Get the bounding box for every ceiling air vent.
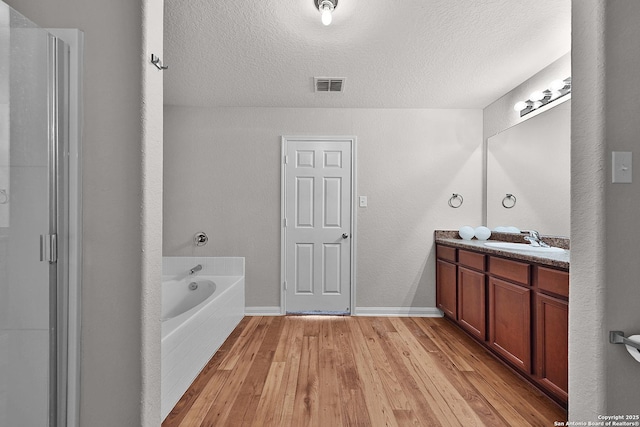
[314,77,345,93]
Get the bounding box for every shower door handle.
[40,234,57,263]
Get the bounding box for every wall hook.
[151,54,168,70]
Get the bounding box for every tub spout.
[189,264,203,275]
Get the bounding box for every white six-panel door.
[282,137,354,314]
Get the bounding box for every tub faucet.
[189,264,203,275]
[524,230,550,247]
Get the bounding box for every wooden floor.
[162,316,566,427]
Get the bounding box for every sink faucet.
[189,264,203,275]
[524,230,550,248]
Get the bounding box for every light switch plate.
[612,151,632,183]
[359,196,368,208]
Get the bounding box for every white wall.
[571,0,640,420]
[164,107,483,312]
[4,0,163,425]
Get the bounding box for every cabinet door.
[489,277,531,373]
[458,267,486,340]
[536,293,568,401]
[436,259,457,319]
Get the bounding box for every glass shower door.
[0,3,67,426]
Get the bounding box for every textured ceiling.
[164,0,571,109]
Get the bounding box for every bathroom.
[2,0,640,426]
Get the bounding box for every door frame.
[280,136,357,315]
[49,28,83,427]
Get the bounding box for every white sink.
[484,242,565,253]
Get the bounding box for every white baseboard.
[245,306,282,316]
[354,307,444,317]
[244,306,444,317]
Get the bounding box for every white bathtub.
[161,257,245,421]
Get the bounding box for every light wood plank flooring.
[162,316,567,427]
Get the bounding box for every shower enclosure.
[0,3,80,426]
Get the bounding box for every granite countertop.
[435,230,570,270]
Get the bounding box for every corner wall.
[141,0,163,424]
[163,107,483,313]
[570,0,607,419]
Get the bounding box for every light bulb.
[533,101,543,109]
[321,6,332,25]
[550,79,565,91]
[550,90,562,100]
[318,1,334,26]
[514,101,528,112]
[530,91,545,102]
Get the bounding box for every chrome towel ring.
[448,193,463,208]
[502,193,517,209]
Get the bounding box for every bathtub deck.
[162,316,567,427]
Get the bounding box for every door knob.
[342,233,349,239]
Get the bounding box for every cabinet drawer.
[436,245,457,262]
[458,250,485,271]
[537,267,569,298]
[489,257,530,285]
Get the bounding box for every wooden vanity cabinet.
[534,267,569,402]
[435,243,569,406]
[457,251,486,340]
[436,246,457,319]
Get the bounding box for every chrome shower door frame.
[48,34,70,427]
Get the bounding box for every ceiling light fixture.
[315,0,338,26]
[513,77,571,117]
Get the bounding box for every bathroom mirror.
[486,100,570,236]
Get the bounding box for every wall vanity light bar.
[513,77,571,117]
